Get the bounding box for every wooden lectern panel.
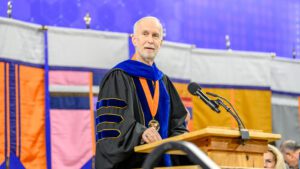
[208,151,263,167]
[134,127,281,168]
[194,136,268,167]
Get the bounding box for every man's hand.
[142,127,162,143]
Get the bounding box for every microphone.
[187,82,220,113]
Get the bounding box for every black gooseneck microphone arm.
[207,92,250,141]
[207,92,246,129]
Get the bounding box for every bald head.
[131,16,163,65]
[133,16,163,37]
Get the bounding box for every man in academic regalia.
[95,16,188,169]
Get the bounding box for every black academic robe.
[95,69,188,169]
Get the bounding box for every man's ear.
[131,34,137,46]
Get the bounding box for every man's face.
[282,151,298,168]
[263,151,276,168]
[132,19,162,64]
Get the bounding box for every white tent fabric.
[272,94,299,107]
[155,41,193,80]
[47,26,129,68]
[0,18,44,64]
[190,48,274,86]
[271,57,300,94]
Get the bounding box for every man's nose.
[146,36,154,43]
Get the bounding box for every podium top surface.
[135,127,281,153]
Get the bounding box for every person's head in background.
[280,140,300,169]
[131,16,163,66]
[264,144,287,169]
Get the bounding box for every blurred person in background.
[280,140,300,169]
[264,144,287,169]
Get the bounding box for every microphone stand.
[208,92,250,142]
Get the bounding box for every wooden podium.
[134,127,281,168]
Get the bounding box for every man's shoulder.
[104,68,131,78]
[100,68,132,86]
[161,74,170,84]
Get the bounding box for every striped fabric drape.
[0,17,46,169]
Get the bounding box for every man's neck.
[135,54,154,66]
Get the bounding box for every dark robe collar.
[114,60,164,81]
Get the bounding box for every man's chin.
[141,54,156,60]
